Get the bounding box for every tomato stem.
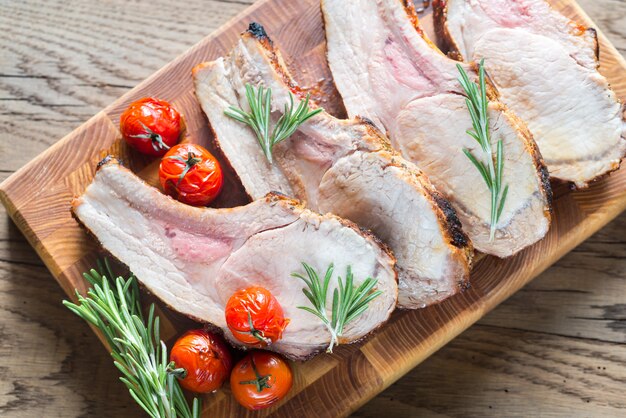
[167,152,203,186]
[239,356,272,393]
[245,310,271,345]
[129,121,171,152]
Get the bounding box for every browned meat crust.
[243,21,473,265]
[432,0,464,60]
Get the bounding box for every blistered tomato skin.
[120,97,182,156]
[230,351,293,410]
[225,287,290,346]
[159,143,223,206]
[170,329,233,393]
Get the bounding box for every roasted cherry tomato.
[169,329,232,393]
[225,287,290,346]
[120,97,182,156]
[159,143,223,206]
[230,351,293,410]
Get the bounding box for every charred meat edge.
[217,22,473,257]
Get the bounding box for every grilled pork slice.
[322,0,552,257]
[434,0,626,187]
[72,158,397,360]
[193,24,472,308]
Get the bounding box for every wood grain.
[0,0,625,417]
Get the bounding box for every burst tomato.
[169,329,232,393]
[159,143,223,206]
[230,351,293,410]
[225,287,290,346]
[120,97,182,156]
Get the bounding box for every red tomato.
[169,329,232,393]
[120,97,182,156]
[159,143,223,206]
[230,351,293,410]
[225,287,290,346]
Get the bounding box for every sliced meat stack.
[72,158,398,360]
[193,23,472,308]
[433,0,626,187]
[322,0,552,257]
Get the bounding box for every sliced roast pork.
[433,0,626,187]
[322,0,552,257]
[72,158,397,360]
[193,23,472,308]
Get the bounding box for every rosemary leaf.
[345,304,370,325]
[457,59,509,242]
[331,288,339,331]
[497,185,510,220]
[463,149,491,188]
[496,139,504,188]
[302,288,318,309]
[297,305,328,323]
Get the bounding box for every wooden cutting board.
[0,0,625,416]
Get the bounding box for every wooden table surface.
[1,0,625,416]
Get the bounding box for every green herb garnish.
[292,263,382,352]
[224,83,322,163]
[457,59,509,241]
[63,260,200,418]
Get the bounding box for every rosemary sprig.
[457,59,509,241]
[63,260,200,418]
[292,263,382,352]
[224,83,322,163]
